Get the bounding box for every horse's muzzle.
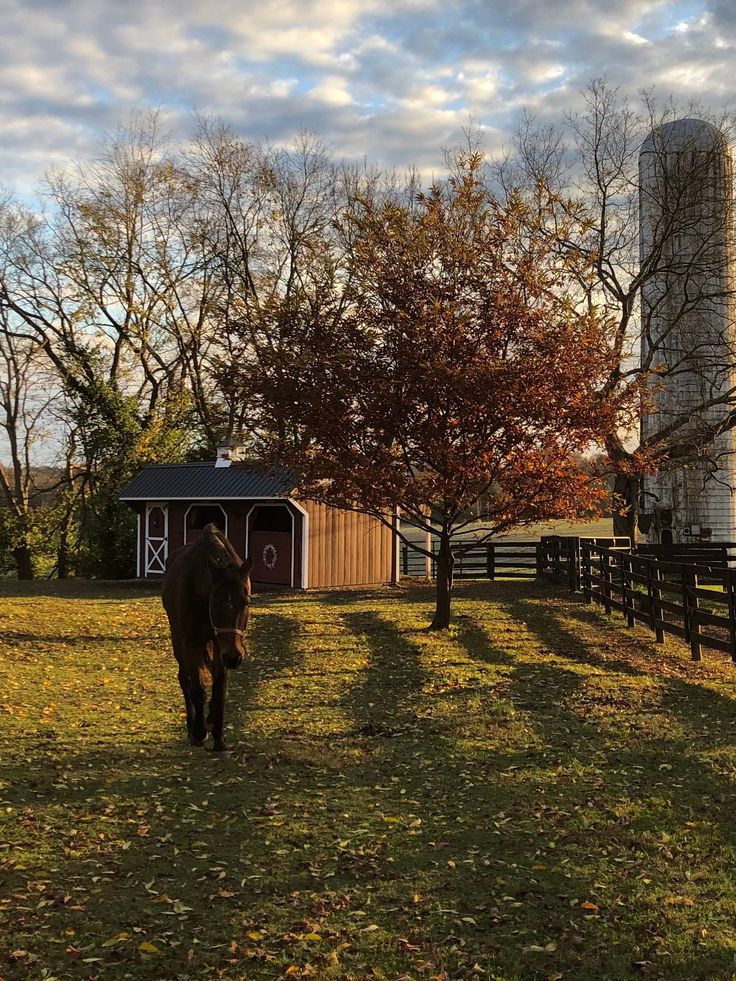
[224,651,244,670]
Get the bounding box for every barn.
[119,440,398,589]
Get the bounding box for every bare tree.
[186,121,388,444]
[0,117,221,572]
[0,311,61,578]
[0,114,223,444]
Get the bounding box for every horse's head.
[208,557,253,669]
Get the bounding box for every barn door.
[249,505,293,586]
[250,531,292,584]
[145,503,168,575]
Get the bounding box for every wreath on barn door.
[262,543,278,570]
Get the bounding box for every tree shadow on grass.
[1,630,163,645]
[504,593,736,743]
[0,579,161,600]
[321,609,683,978]
[443,603,736,978]
[338,610,429,739]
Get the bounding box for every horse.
[162,523,253,753]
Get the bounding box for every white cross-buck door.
[145,503,168,575]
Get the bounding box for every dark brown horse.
[162,524,252,752]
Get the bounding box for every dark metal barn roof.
[119,462,295,502]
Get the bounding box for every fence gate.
[145,503,168,575]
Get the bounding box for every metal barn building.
[119,442,398,589]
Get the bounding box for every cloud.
[0,0,733,198]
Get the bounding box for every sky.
[0,0,734,195]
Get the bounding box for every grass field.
[402,517,615,545]
[2,577,736,980]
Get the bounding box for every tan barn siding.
[303,501,394,588]
[334,512,343,586]
[349,511,358,585]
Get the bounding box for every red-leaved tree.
[256,151,634,627]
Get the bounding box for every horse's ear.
[240,557,253,580]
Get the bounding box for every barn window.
[251,505,292,533]
[185,504,227,543]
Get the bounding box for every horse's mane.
[189,524,245,597]
[203,523,241,565]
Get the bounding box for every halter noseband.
[208,595,248,639]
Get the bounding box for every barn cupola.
[215,438,248,468]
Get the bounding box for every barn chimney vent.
[215,438,248,468]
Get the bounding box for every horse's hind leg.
[177,665,195,741]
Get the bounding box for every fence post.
[621,553,634,628]
[487,543,495,582]
[539,538,548,575]
[648,560,665,644]
[687,567,701,662]
[728,569,736,662]
[619,551,627,622]
[681,564,690,645]
[602,549,612,615]
[582,543,593,604]
[536,543,543,580]
[568,537,580,592]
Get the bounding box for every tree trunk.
[606,435,640,546]
[611,473,639,545]
[13,542,34,580]
[430,535,454,630]
[57,516,71,579]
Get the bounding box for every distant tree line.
[2,81,735,605]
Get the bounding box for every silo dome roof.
[641,117,724,154]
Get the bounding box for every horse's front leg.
[186,652,208,747]
[209,664,229,753]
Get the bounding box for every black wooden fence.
[400,539,542,580]
[540,535,631,591]
[637,542,736,571]
[580,541,736,661]
[401,535,633,584]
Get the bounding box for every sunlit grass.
[2,578,736,979]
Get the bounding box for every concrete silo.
[639,118,736,544]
